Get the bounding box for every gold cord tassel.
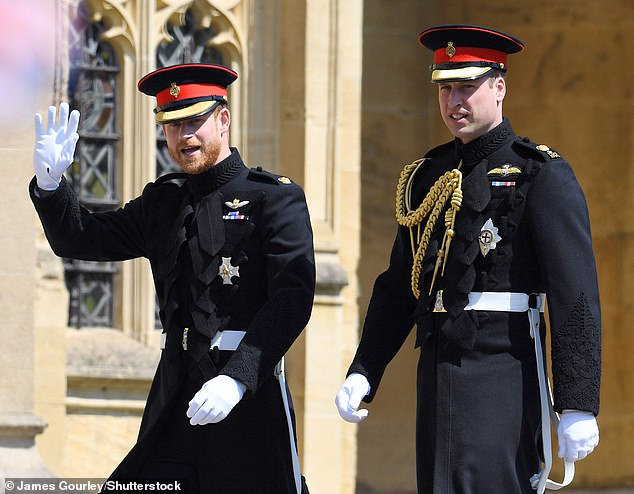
[395,160,463,299]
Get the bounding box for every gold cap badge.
[446,41,456,58]
[278,177,291,184]
[169,82,180,98]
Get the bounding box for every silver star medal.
[218,257,240,285]
[478,218,502,256]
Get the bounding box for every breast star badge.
[218,257,240,285]
[478,218,502,256]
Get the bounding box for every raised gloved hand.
[335,373,371,423]
[33,103,80,191]
[557,409,599,462]
[187,374,246,425]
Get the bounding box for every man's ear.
[495,76,506,102]
[218,106,231,134]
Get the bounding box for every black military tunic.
[349,118,601,493]
[30,149,315,493]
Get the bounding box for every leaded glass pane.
[64,261,117,328]
[66,0,120,328]
[155,125,177,178]
[157,9,224,69]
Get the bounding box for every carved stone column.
[277,1,364,493]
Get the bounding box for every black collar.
[455,117,515,166]
[186,148,245,198]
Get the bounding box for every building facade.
[0,0,632,492]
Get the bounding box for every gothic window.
[65,0,120,328]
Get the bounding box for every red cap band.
[433,46,507,66]
[155,83,228,108]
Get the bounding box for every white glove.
[557,409,599,462]
[335,373,371,423]
[186,375,246,425]
[33,103,80,191]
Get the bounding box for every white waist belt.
[464,291,545,312]
[159,329,246,351]
[209,329,246,351]
[463,291,574,493]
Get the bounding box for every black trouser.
[136,381,201,493]
[107,343,299,493]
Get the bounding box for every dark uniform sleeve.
[220,181,316,393]
[348,223,418,402]
[527,160,601,415]
[29,176,147,261]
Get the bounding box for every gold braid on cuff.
[395,159,463,299]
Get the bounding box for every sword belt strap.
[275,358,303,494]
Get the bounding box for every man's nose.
[448,88,463,107]
[177,122,196,136]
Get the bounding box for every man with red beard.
[336,25,601,494]
[30,64,314,493]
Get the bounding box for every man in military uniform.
[336,25,601,494]
[31,64,314,493]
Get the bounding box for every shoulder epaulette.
[513,136,564,162]
[154,172,188,184]
[248,166,294,185]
